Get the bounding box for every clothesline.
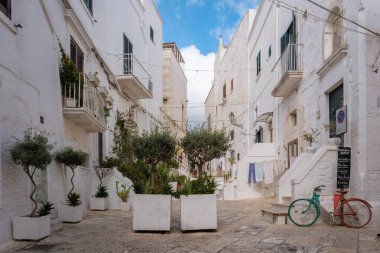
[248,159,288,184]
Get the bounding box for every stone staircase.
[261,197,291,224]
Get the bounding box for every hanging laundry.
[264,160,274,184]
[248,163,256,183]
[255,162,264,182]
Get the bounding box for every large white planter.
[327,137,341,146]
[133,194,171,231]
[180,194,217,231]
[58,205,84,223]
[120,201,131,211]
[90,197,109,211]
[13,215,51,240]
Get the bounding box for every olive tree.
[181,128,230,176]
[10,130,53,217]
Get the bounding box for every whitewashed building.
[0,0,164,245]
[207,0,380,226]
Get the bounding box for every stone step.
[271,201,290,213]
[51,217,63,232]
[261,209,288,225]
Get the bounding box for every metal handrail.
[62,73,107,126]
[122,53,152,91]
[280,43,303,76]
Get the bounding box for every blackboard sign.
[337,147,351,189]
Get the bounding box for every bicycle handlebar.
[313,185,325,193]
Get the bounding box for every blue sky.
[156,0,259,54]
[155,0,259,124]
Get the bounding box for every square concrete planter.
[90,197,109,211]
[133,194,171,231]
[13,215,51,240]
[58,205,84,223]
[180,194,217,231]
[120,201,131,211]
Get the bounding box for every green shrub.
[67,192,81,207]
[94,185,108,198]
[37,201,55,217]
[116,181,131,202]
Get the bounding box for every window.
[148,80,153,93]
[163,98,168,104]
[223,83,226,98]
[123,34,133,74]
[98,133,103,163]
[83,0,93,15]
[268,45,272,58]
[150,26,154,43]
[280,15,296,54]
[70,37,84,72]
[290,110,297,127]
[323,7,343,60]
[0,0,11,19]
[255,127,263,143]
[256,50,261,76]
[230,79,234,92]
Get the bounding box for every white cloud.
[180,45,215,127]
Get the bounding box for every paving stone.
[261,237,286,244]
[319,237,335,247]
[286,235,321,247]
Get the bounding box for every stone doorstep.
[261,209,288,225]
[271,201,291,213]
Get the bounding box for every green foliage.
[303,128,320,147]
[181,128,230,176]
[37,201,55,217]
[59,43,80,91]
[116,181,131,202]
[112,111,136,165]
[100,156,119,168]
[10,129,53,217]
[94,185,109,198]
[67,192,81,207]
[169,174,187,185]
[55,147,87,169]
[119,161,150,194]
[190,173,217,194]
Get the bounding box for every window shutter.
[0,0,11,19]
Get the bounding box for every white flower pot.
[90,197,109,211]
[305,147,317,153]
[327,137,341,146]
[180,194,217,231]
[13,215,51,240]
[133,194,171,231]
[58,204,84,223]
[120,201,131,211]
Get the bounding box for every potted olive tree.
[131,129,176,232]
[180,128,230,231]
[90,157,117,211]
[10,129,54,240]
[55,147,87,223]
[303,128,320,153]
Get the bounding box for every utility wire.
[303,0,380,37]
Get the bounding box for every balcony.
[271,44,303,97]
[115,53,153,99]
[62,74,107,132]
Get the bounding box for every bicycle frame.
[301,191,320,214]
[333,193,372,219]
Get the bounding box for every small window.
[163,98,168,104]
[290,110,297,126]
[223,83,226,98]
[150,26,154,43]
[256,50,261,76]
[230,130,234,141]
[255,127,263,143]
[0,0,11,19]
[83,0,93,15]
[230,79,234,92]
[268,45,272,58]
[148,80,153,93]
[70,37,84,72]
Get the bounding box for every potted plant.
[116,181,132,211]
[180,128,230,231]
[302,128,320,153]
[55,147,87,223]
[10,129,54,240]
[323,121,341,146]
[59,43,81,107]
[90,157,116,210]
[130,129,177,232]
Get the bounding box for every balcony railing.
[115,53,153,99]
[272,44,303,97]
[62,73,107,132]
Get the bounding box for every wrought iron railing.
[62,73,107,126]
[122,53,152,93]
[280,44,303,77]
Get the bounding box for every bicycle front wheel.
[341,199,372,228]
[288,199,320,227]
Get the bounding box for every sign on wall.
[336,105,347,135]
[337,147,351,189]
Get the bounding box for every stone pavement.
[0,199,379,253]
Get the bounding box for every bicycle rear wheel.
[341,199,372,228]
[288,199,320,226]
